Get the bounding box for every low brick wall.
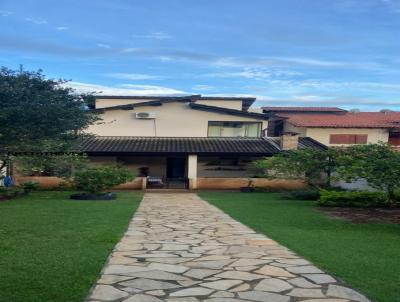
[14,176,145,190]
[15,176,65,188]
[196,177,306,190]
[14,176,305,191]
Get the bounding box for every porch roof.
[79,136,326,155]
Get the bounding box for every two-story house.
[264,107,400,147]
[80,95,325,190]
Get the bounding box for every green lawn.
[0,191,142,302]
[200,192,400,302]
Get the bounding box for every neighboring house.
[264,107,400,147]
[79,95,324,190]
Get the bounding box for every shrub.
[280,189,320,200]
[21,181,39,193]
[318,190,388,208]
[73,166,135,194]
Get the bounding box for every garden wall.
[196,178,306,190]
[14,176,305,190]
[14,176,145,190]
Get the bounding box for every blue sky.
[1,0,400,110]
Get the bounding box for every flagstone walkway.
[87,193,370,302]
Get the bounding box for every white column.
[187,154,198,189]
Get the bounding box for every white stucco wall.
[87,102,267,137]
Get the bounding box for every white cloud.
[132,31,172,40]
[56,26,69,30]
[24,17,47,25]
[0,10,12,17]
[96,43,111,49]
[65,81,186,96]
[105,73,163,80]
[192,84,215,91]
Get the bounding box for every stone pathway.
[87,193,371,302]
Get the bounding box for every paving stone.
[186,260,234,269]
[254,278,293,292]
[229,258,270,267]
[288,288,325,298]
[304,273,336,284]
[287,277,321,288]
[97,274,133,284]
[123,294,163,302]
[254,264,295,277]
[148,263,189,273]
[230,283,250,292]
[201,279,243,290]
[238,290,290,302]
[286,265,324,274]
[214,271,264,281]
[166,298,199,302]
[327,285,371,302]
[127,270,189,281]
[90,285,129,301]
[146,290,165,296]
[170,287,214,297]
[119,278,180,290]
[210,291,235,298]
[103,265,153,275]
[184,269,220,279]
[205,299,249,302]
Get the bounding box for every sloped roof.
[79,136,327,155]
[95,95,256,111]
[262,106,346,113]
[278,112,400,128]
[189,103,270,120]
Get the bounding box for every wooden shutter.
[330,134,368,144]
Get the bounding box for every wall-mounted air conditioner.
[134,112,156,119]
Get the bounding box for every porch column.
[187,154,198,189]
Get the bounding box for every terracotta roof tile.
[280,112,400,128]
[262,106,346,113]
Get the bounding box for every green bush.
[73,166,135,194]
[21,181,39,193]
[280,189,321,200]
[318,190,388,207]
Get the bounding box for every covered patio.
[80,136,326,190]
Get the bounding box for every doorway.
[166,157,186,179]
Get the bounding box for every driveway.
[87,193,370,302]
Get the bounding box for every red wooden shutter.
[355,135,368,144]
[330,134,367,144]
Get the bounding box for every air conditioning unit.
[135,112,156,119]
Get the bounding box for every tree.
[336,143,400,205]
[0,66,99,175]
[254,148,336,187]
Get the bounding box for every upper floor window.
[329,134,368,144]
[208,121,261,137]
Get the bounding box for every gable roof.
[95,95,256,111]
[279,112,400,128]
[189,103,271,120]
[79,136,326,155]
[262,106,346,113]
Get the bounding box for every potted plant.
[70,166,135,200]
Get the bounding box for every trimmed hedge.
[318,190,388,208]
[280,189,321,200]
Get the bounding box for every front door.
[166,157,186,179]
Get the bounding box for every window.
[329,134,368,144]
[208,122,261,137]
